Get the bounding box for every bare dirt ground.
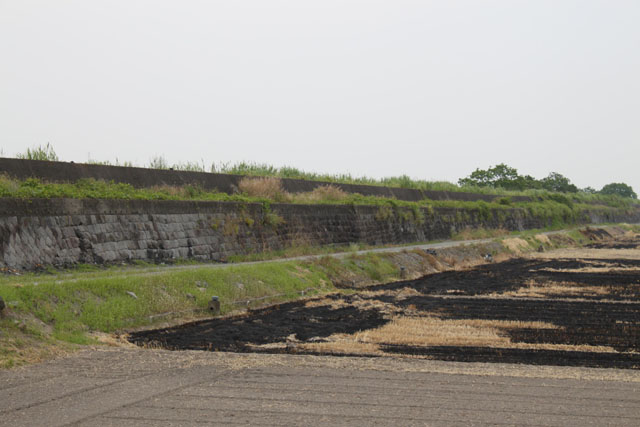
[1,347,640,426]
[130,229,640,370]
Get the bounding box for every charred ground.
[130,232,640,369]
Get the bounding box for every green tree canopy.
[458,164,611,195]
[540,172,578,193]
[600,183,637,199]
[458,163,530,190]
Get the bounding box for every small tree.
[600,183,637,199]
[458,163,521,189]
[540,172,578,193]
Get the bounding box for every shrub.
[496,197,512,206]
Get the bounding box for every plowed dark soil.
[130,239,640,369]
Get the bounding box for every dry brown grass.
[528,247,640,260]
[502,238,530,253]
[295,185,349,203]
[394,287,424,300]
[494,281,613,299]
[540,265,640,273]
[422,252,442,269]
[455,227,510,240]
[347,295,399,315]
[353,316,558,348]
[0,329,72,369]
[356,316,511,347]
[534,234,551,245]
[238,177,291,202]
[304,297,349,309]
[293,315,617,355]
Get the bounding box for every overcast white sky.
[1,1,638,190]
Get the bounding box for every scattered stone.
[400,266,407,279]
[537,245,545,253]
[235,283,245,290]
[196,281,209,289]
[126,291,138,299]
[484,253,494,262]
[426,249,437,256]
[0,296,5,313]
[186,293,196,300]
[208,296,221,315]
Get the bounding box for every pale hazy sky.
[1,1,638,190]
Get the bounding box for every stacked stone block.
[0,198,637,270]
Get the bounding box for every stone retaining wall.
[1,198,638,270]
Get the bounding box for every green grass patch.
[0,261,333,334]
[0,246,419,368]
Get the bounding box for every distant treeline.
[458,163,637,199]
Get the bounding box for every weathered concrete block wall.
[1,198,638,270]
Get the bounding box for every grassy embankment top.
[7,143,637,198]
[0,173,635,208]
[0,174,637,232]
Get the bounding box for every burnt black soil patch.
[586,242,639,249]
[380,345,640,369]
[129,300,388,352]
[129,253,640,369]
[370,258,640,300]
